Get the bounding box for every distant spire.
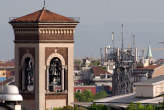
[146,45,153,59]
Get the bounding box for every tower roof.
[10,8,78,23]
[146,45,153,59]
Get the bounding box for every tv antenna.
[112,32,115,49]
[133,34,136,49]
[121,24,124,50]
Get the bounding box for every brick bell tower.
[9,7,79,110]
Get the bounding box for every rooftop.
[9,8,79,23]
[0,61,14,68]
[135,75,164,86]
[94,93,163,108]
[92,66,111,76]
[137,65,159,70]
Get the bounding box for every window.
[49,57,62,92]
[100,74,106,79]
[107,75,111,78]
[76,89,81,93]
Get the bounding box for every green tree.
[62,106,74,110]
[88,104,108,110]
[127,103,137,110]
[136,103,145,110]
[83,90,94,102]
[53,107,63,110]
[126,103,155,110]
[74,106,87,110]
[90,61,100,66]
[145,104,154,110]
[94,91,108,100]
[75,90,109,102]
[80,93,87,102]
[74,90,94,102]
[75,92,82,102]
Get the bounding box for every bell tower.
[9,7,79,110]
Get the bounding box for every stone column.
[46,66,49,92]
[62,66,65,91]
[22,67,25,91]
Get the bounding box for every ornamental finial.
[43,0,46,8]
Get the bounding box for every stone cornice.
[14,40,74,43]
[14,28,74,35]
[10,22,78,28]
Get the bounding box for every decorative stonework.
[46,53,65,66]
[45,47,68,65]
[11,23,77,28]
[14,28,74,35]
[39,28,74,35]
[14,28,38,34]
[14,28,74,41]
[19,48,35,65]
[39,34,73,41]
[45,93,67,99]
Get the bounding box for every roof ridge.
[10,8,79,23]
[38,8,46,22]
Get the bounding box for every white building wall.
[153,82,164,97]
[46,99,66,109]
[136,82,164,98]
[135,85,153,98]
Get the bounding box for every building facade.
[74,86,96,95]
[133,65,164,82]
[0,61,15,82]
[9,7,79,110]
[92,66,112,87]
[135,75,164,98]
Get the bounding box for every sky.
[1,0,164,60]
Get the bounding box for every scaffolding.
[107,24,137,95]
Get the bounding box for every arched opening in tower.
[49,57,62,92]
[23,57,34,92]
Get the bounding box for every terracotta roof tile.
[137,65,160,70]
[0,61,15,67]
[10,8,78,23]
[92,66,111,76]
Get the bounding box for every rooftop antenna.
[130,32,133,49]
[100,48,103,65]
[133,34,136,49]
[121,24,124,50]
[112,32,115,49]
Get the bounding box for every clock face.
[27,85,34,92]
